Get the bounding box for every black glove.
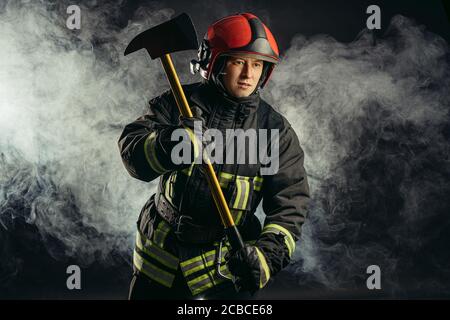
[226,244,271,293]
[156,106,208,170]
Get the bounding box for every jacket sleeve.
[256,122,311,278]
[118,93,178,182]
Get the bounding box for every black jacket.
[118,82,310,287]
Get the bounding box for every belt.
[155,191,225,245]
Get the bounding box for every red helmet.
[190,13,280,89]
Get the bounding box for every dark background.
[119,0,450,52]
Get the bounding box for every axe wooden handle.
[159,54,245,250]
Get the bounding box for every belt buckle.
[174,215,193,235]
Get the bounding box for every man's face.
[222,55,264,98]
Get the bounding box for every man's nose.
[241,63,253,79]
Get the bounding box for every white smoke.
[262,15,450,295]
[0,0,180,266]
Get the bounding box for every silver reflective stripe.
[182,241,253,295]
[188,266,231,296]
[233,178,250,210]
[135,232,178,270]
[133,250,175,288]
[189,274,216,296]
[180,250,214,275]
[180,247,229,277]
[240,178,250,209]
[153,220,171,248]
[181,254,214,277]
[181,258,206,277]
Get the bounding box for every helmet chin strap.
[209,56,231,97]
[256,61,271,90]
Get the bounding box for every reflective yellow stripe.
[189,273,221,296]
[185,128,200,160]
[261,224,296,257]
[163,176,171,205]
[182,253,213,277]
[153,220,171,248]
[241,179,250,209]
[231,209,243,225]
[180,170,264,192]
[162,172,177,206]
[254,176,263,191]
[232,178,250,211]
[188,265,231,296]
[181,240,256,295]
[233,178,242,208]
[182,259,207,277]
[182,249,229,277]
[181,251,214,277]
[255,247,270,289]
[220,172,234,181]
[144,132,167,174]
[180,252,209,269]
[180,247,220,270]
[133,250,175,288]
[135,232,178,270]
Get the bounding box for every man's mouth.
[237,82,252,88]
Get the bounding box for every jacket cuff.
[261,223,296,258]
[256,230,293,276]
[143,132,171,175]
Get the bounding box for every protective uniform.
[118,13,310,299]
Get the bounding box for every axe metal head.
[124,13,199,59]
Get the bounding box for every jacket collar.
[190,82,260,118]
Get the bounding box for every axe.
[124,14,245,258]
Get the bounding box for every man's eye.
[234,60,244,65]
[254,63,262,68]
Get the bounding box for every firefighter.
[118,12,310,299]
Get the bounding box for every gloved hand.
[156,106,209,169]
[225,244,271,293]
